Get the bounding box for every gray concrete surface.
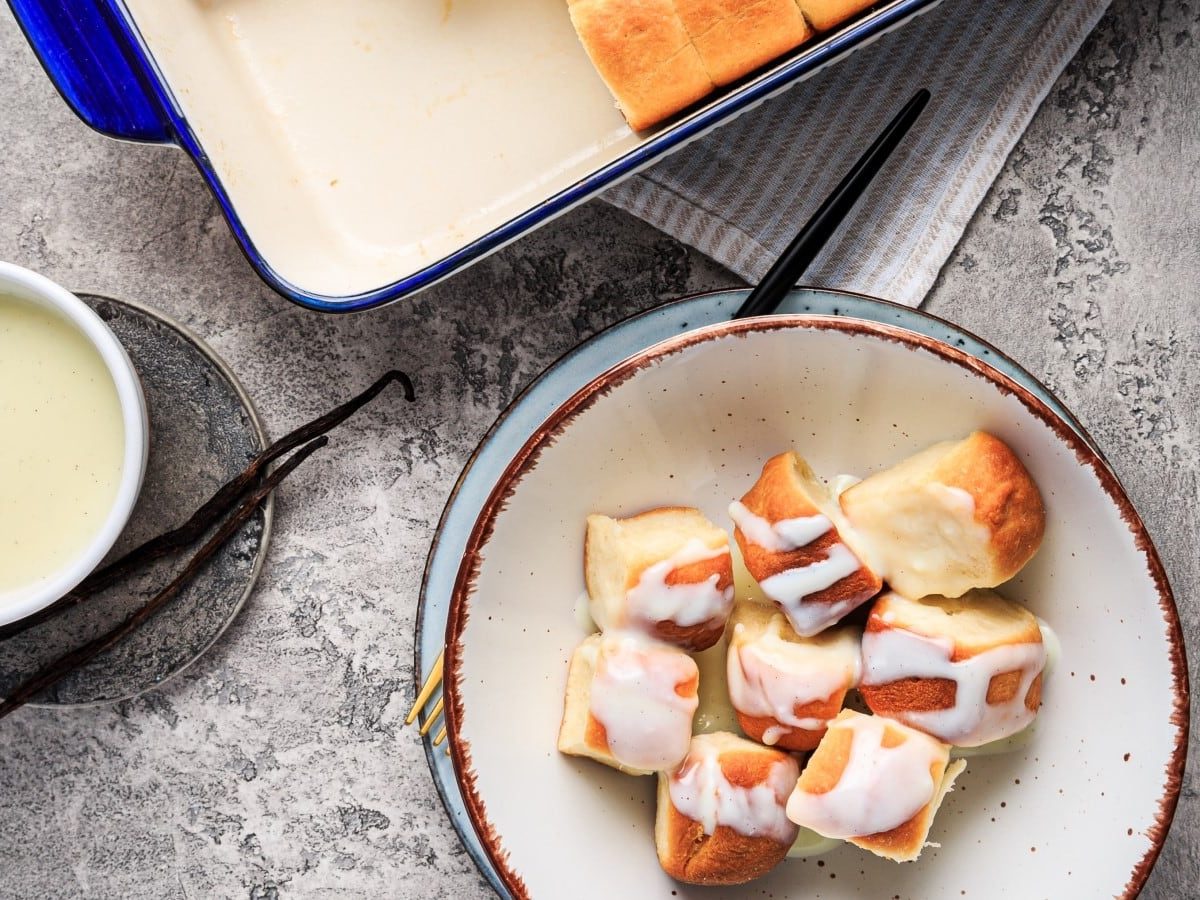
[0,0,1195,896]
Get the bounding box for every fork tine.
[405,650,444,726]
[432,724,448,746]
[418,696,444,736]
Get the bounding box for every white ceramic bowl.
[444,315,1188,899]
[0,262,149,627]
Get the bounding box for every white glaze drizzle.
[785,715,944,839]
[905,482,992,582]
[728,501,833,553]
[589,634,698,771]
[626,538,733,628]
[840,479,993,598]
[669,736,799,844]
[761,725,793,746]
[759,544,866,637]
[726,621,860,744]
[949,622,1058,758]
[830,474,862,499]
[927,482,977,516]
[860,626,1046,747]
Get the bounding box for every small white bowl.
[0,262,149,627]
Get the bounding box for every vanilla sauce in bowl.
[0,293,125,595]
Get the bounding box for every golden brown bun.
[839,431,1046,599]
[675,0,812,86]
[859,591,1044,736]
[795,0,877,31]
[857,755,965,862]
[867,590,1043,659]
[790,710,964,861]
[557,634,699,775]
[586,507,733,651]
[655,732,798,884]
[568,0,714,131]
[732,451,882,634]
[726,601,856,750]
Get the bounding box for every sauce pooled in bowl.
[0,294,125,594]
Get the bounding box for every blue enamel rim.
[10,0,941,313]
[414,288,1102,898]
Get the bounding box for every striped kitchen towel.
[604,0,1112,307]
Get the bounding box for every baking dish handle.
[8,0,173,143]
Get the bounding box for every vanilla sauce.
[0,295,124,594]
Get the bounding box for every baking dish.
[10,0,942,312]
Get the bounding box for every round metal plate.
[0,293,272,706]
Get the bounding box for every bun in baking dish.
[726,600,859,750]
[656,731,800,884]
[558,633,700,775]
[730,451,882,637]
[786,709,965,862]
[567,0,714,131]
[586,507,734,651]
[795,0,877,32]
[839,431,1046,600]
[675,0,813,86]
[859,590,1046,746]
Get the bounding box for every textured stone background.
[0,0,1195,897]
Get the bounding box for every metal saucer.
[0,293,272,706]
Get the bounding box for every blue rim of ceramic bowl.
[9,0,942,313]
[413,287,1109,898]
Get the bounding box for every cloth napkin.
[604,0,1112,307]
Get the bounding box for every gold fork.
[406,649,450,754]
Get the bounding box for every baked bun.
[726,601,859,750]
[859,590,1046,746]
[567,0,714,131]
[675,0,813,86]
[558,633,699,775]
[786,710,966,862]
[730,451,882,636]
[656,732,799,884]
[586,507,734,651]
[795,0,877,31]
[839,431,1046,600]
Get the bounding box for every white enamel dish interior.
[446,316,1185,899]
[119,0,932,300]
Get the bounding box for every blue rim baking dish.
[9,0,942,313]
